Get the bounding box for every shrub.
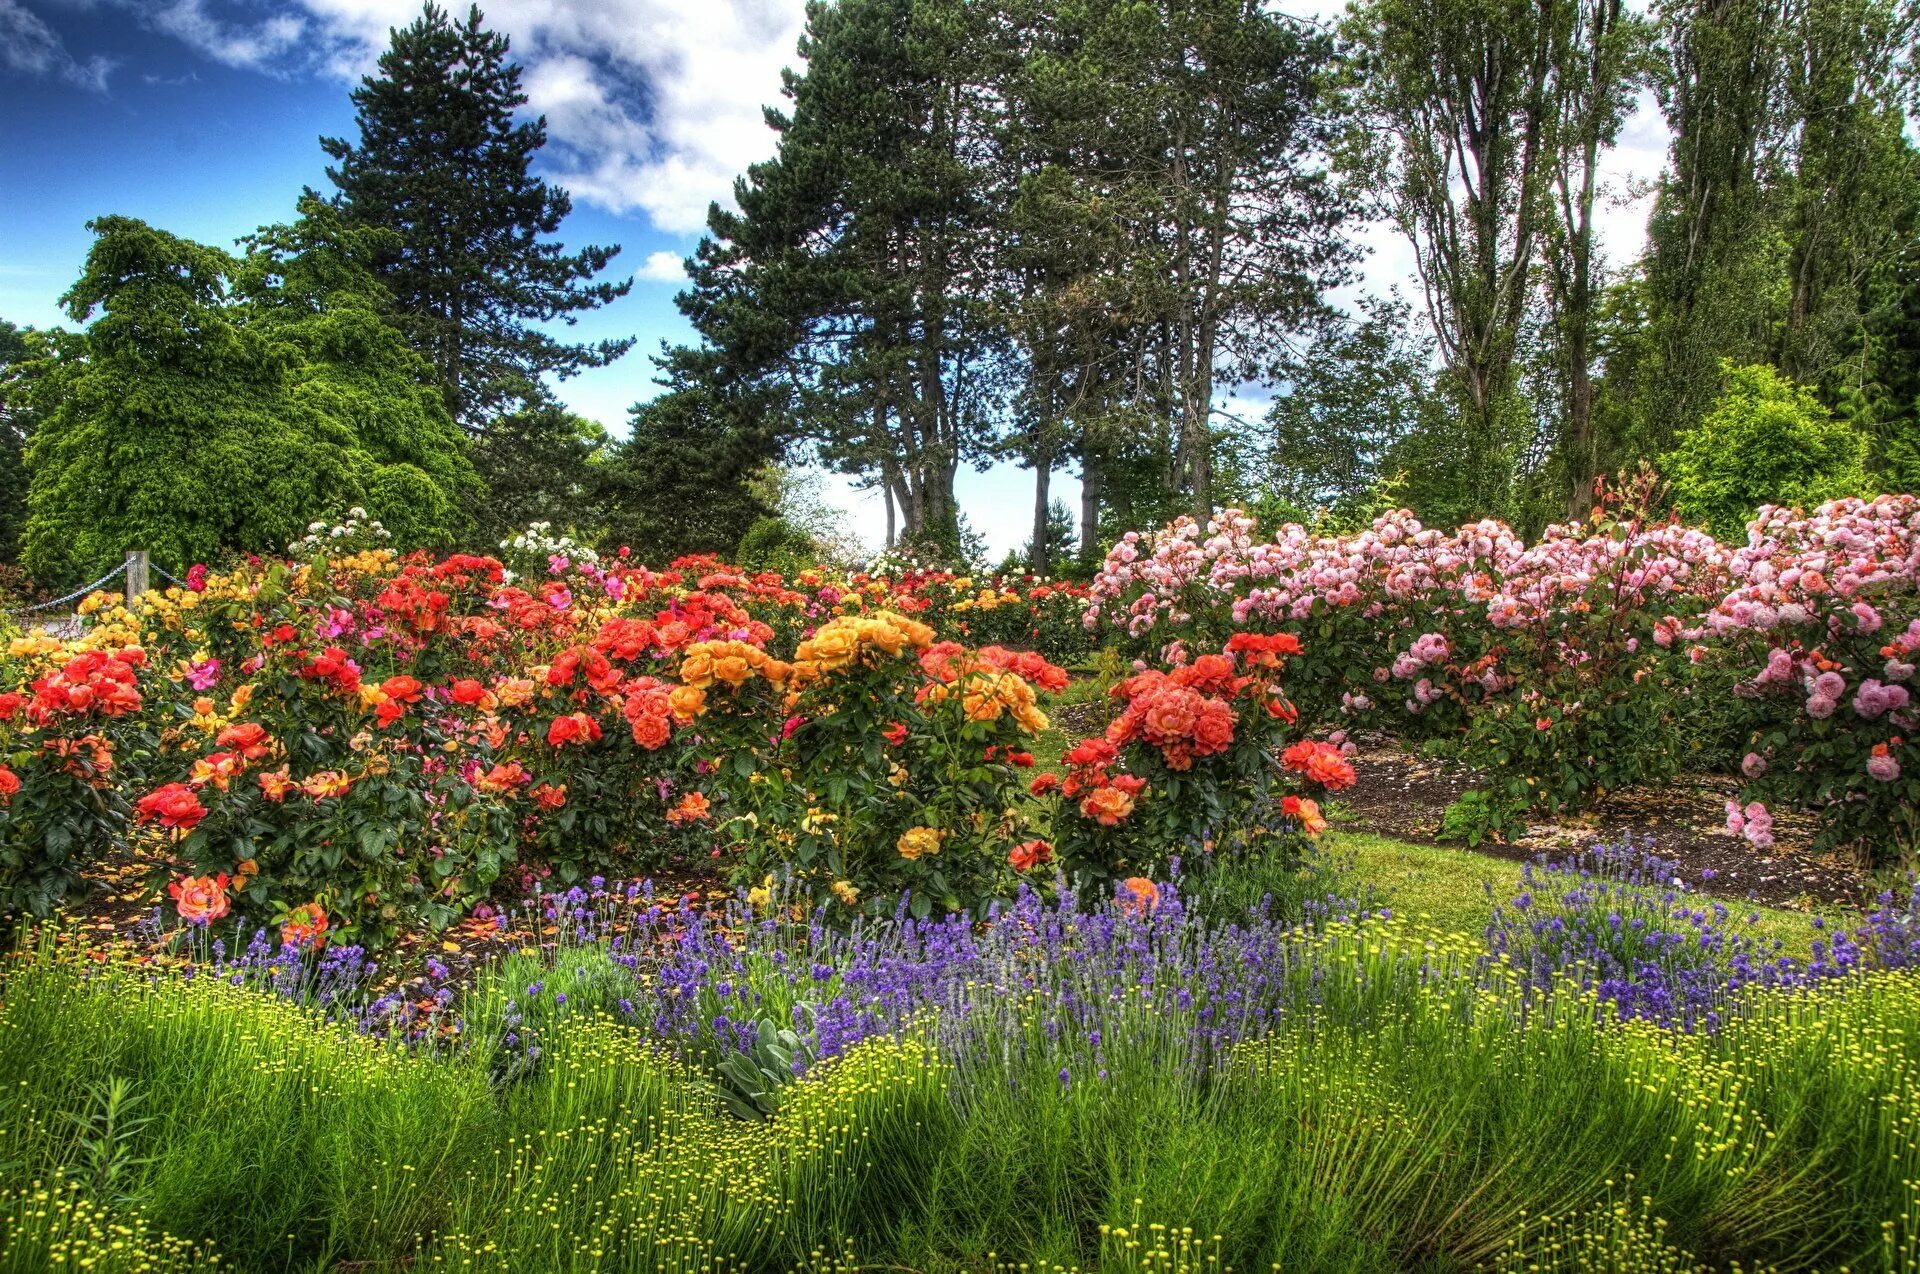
[1085,475,1728,819]
[1033,632,1342,891]
[1663,362,1870,542]
[683,613,1060,918]
[1702,494,1920,862]
[0,640,152,918]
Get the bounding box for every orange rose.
[215,721,272,759]
[281,902,328,949]
[666,791,712,825]
[257,766,294,802]
[679,648,717,688]
[1281,794,1328,834]
[300,771,351,799]
[1304,750,1356,791]
[1143,693,1199,740]
[1008,839,1053,872]
[667,684,707,723]
[1079,785,1135,826]
[547,712,603,747]
[1120,877,1160,915]
[630,712,671,750]
[135,783,206,831]
[896,826,944,860]
[1190,705,1235,753]
[169,873,230,926]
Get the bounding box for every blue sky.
[2,0,1667,558]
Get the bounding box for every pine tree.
[0,321,34,568]
[320,3,632,431]
[596,348,778,560]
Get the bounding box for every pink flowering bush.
[1087,474,1732,827]
[1703,494,1920,862]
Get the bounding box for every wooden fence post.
[125,550,149,608]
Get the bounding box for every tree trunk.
[1079,458,1103,570]
[1564,356,1595,521]
[1030,457,1052,576]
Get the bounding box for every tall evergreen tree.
[321,3,633,432]
[686,0,1008,560]
[0,320,34,569]
[596,347,779,560]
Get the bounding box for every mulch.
[1336,739,1869,911]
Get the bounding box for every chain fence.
[1,561,130,618]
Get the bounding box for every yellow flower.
[831,880,860,906]
[896,825,944,860]
[797,623,860,670]
[747,875,774,912]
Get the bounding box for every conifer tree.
[321,3,632,431]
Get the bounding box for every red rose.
[135,783,206,832]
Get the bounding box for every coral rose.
[169,872,230,926]
[135,783,206,832]
[281,902,328,949]
[667,791,712,824]
[1008,839,1053,872]
[1079,785,1136,826]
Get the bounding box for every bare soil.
[1336,739,1868,911]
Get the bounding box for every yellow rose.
[668,684,707,723]
[800,624,859,670]
[680,648,717,688]
[896,825,944,860]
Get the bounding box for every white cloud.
[636,249,687,283]
[143,0,307,70]
[1,0,115,91]
[166,0,811,231]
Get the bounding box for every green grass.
[1330,829,1838,957]
[5,923,1920,1272]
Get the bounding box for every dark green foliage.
[0,321,33,569]
[1664,362,1870,539]
[18,212,478,584]
[1244,297,1435,524]
[467,403,612,547]
[321,2,632,431]
[597,355,777,560]
[735,516,818,574]
[1019,498,1077,575]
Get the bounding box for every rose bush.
[1702,495,1920,862]
[1030,631,1342,891]
[1,539,1178,938]
[1085,474,1730,834]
